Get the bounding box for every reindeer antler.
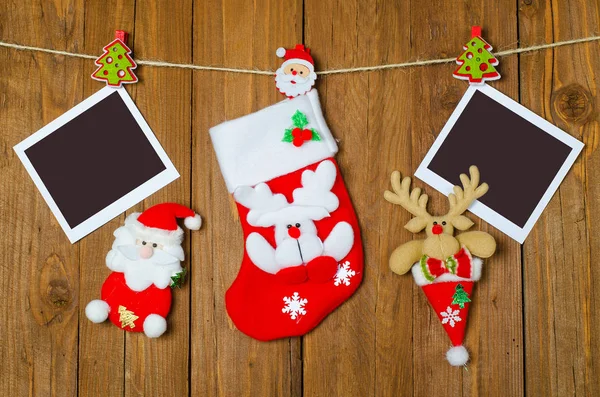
[234,183,289,226]
[446,166,488,217]
[384,171,431,219]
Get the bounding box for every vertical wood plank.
[407,3,523,396]
[190,0,303,396]
[0,1,84,396]
[519,0,600,395]
[302,0,376,395]
[122,1,193,396]
[77,2,135,396]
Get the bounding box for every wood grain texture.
[190,1,303,396]
[0,0,598,396]
[0,1,84,396]
[519,0,600,395]
[77,2,135,396]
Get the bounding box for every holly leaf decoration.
[282,128,294,142]
[170,268,187,289]
[282,110,321,146]
[311,128,321,141]
[291,110,309,129]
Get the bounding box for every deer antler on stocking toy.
[384,166,496,366]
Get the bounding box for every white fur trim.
[411,256,484,286]
[281,58,314,72]
[85,300,110,323]
[184,214,202,230]
[446,345,469,366]
[276,47,286,57]
[125,213,184,246]
[210,89,337,193]
[143,314,167,338]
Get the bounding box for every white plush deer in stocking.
[234,160,354,282]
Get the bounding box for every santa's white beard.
[275,67,316,97]
[113,245,182,291]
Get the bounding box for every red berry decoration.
[282,110,322,147]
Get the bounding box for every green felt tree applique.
[453,26,500,85]
[451,283,472,309]
[282,110,322,147]
[170,268,187,289]
[91,31,138,87]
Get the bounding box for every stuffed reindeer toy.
[384,165,496,366]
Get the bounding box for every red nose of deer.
[288,226,301,239]
[432,224,443,235]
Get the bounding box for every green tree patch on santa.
[453,26,500,85]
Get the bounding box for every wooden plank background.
[1,0,598,395]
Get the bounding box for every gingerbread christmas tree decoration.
[453,26,500,85]
[91,30,138,87]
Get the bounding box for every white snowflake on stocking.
[334,261,356,286]
[282,292,308,320]
[440,306,462,328]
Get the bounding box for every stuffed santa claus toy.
[85,203,201,338]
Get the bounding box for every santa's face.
[108,227,183,291]
[275,61,317,98]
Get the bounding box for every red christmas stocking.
[210,90,363,341]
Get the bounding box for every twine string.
[1,35,599,76]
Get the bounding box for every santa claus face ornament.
[275,45,318,98]
[85,203,202,338]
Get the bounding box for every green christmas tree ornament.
[451,283,472,309]
[453,26,500,85]
[91,30,138,87]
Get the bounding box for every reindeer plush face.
[254,206,328,244]
[385,166,490,260]
[234,160,339,244]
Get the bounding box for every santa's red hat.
[125,203,202,246]
[276,45,315,72]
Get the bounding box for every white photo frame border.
[415,83,584,244]
[13,86,180,244]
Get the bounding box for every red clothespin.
[114,30,129,44]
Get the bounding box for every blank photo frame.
[416,84,584,243]
[14,87,179,243]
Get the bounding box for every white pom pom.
[276,47,286,58]
[184,214,202,230]
[85,300,110,323]
[143,314,167,338]
[446,345,469,366]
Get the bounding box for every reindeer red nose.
[288,226,301,239]
[432,224,444,235]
